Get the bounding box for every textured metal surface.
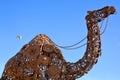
[0,6,115,80]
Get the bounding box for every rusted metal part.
[0,6,115,80]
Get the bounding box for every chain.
[55,17,109,50]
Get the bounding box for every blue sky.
[0,0,120,80]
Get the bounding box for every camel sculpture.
[0,6,115,80]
